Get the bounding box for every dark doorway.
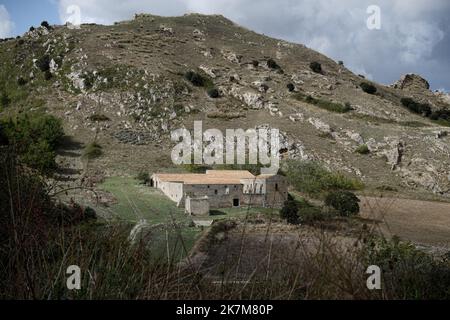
[150,179,154,187]
[233,199,240,207]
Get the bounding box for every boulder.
[392,74,430,91]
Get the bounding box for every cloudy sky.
[1,0,449,91]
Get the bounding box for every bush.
[41,21,51,29]
[89,114,111,122]
[17,77,27,86]
[136,172,150,185]
[297,198,330,224]
[1,92,10,107]
[355,144,370,155]
[207,88,220,98]
[287,83,295,92]
[280,199,300,225]
[82,142,103,160]
[293,93,352,113]
[429,109,450,121]
[252,60,259,67]
[267,59,280,70]
[36,55,51,72]
[310,61,322,74]
[360,82,377,94]
[400,98,432,116]
[29,26,35,32]
[44,70,52,81]
[1,114,64,173]
[325,191,360,217]
[363,237,450,299]
[184,71,205,87]
[284,160,364,196]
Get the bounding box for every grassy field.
[98,177,201,261]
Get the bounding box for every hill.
[1,13,450,199]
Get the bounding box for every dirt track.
[359,197,450,248]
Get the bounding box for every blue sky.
[0,0,449,92]
[0,0,59,35]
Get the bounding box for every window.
[225,186,230,195]
[214,190,218,195]
[275,183,279,191]
[233,199,240,207]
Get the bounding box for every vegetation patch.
[89,114,111,122]
[355,144,370,155]
[400,97,450,126]
[1,112,64,174]
[325,191,360,217]
[82,142,103,160]
[309,61,322,74]
[360,82,377,94]
[284,160,364,197]
[293,92,352,113]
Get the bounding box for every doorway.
[233,199,240,207]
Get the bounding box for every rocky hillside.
[1,13,450,198]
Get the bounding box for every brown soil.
[360,196,450,248]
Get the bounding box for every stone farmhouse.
[151,170,288,216]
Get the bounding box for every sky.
[0,0,449,91]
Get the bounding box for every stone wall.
[185,196,210,216]
[264,175,288,208]
[184,184,244,208]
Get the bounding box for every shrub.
[17,77,27,86]
[41,21,51,29]
[280,199,300,225]
[284,160,363,196]
[355,144,370,155]
[29,26,35,32]
[400,98,432,116]
[286,83,295,92]
[325,191,360,217]
[267,59,280,70]
[363,237,450,299]
[0,92,10,107]
[338,60,344,66]
[1,113,64,173]
[184,71,205,87]
[297,198,329,224]
[136,172,150,185]
[310,61,322,73]
[44,71,53,81]
[252,60,259,67]
[293,93,352,113]
[36,55,51,72]
[207,88,220,98]
[89,114,110,122]
[429,110,450,121]
[82,142,103,160]
[360,82,377,94]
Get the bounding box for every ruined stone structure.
[151,170,288,216]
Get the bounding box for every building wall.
[264,175,289,208]
[184,184,244,209]
[154,179,184,206]
[185,197,210,216]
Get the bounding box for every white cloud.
[0,5,14,38]
[56,0,450,90]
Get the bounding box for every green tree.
[280,199,300,225]
[325,191,360,217]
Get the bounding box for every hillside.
[1,13,450,200]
